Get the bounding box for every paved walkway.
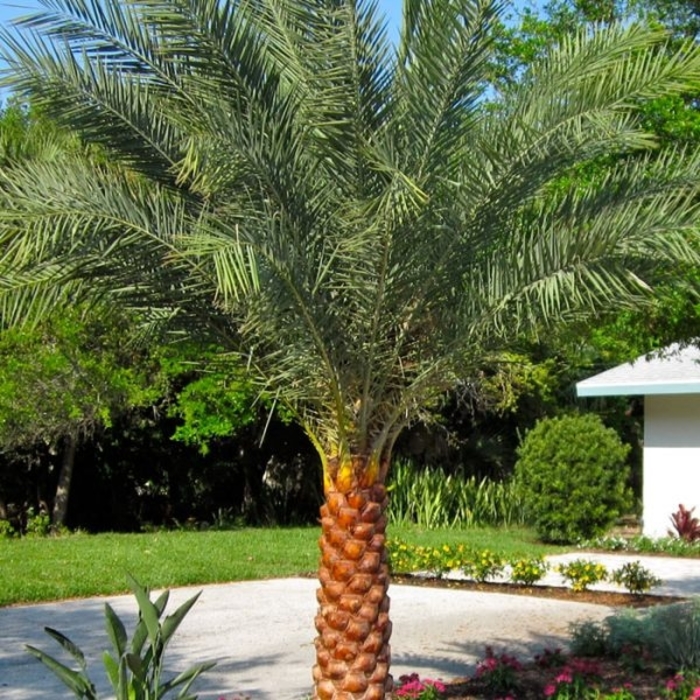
[1,553,698,700]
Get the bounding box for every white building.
[576,344,700,538]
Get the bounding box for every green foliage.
[2,0,700,478]
[569,620,611,658]
[24,508,52,538]
[0,99,86,166]
[639,95,700,146]
[557,559,609,591]
[26,574,215,699]
[514,413,632,543]
[387,461,526,529]
[646,600,700,670]
[476,351,561,415]
[0,518,15,537]
[581,533,700,556]
[159,345,268,455]
[610,561,662,594]
[0,308,161,451]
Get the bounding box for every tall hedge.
[514,413,632,543]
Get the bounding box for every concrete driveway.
[0,578,614,700]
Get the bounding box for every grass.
[0,525,567,607]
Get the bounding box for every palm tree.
[2,1,700,697]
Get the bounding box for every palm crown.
[3,1,700,697]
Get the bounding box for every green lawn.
[0,525,564,607]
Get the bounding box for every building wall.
[643,394,700,538]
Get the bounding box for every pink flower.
[691,687,700,699]
[555,672,573,684]
[544,683,557,697]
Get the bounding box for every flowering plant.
[463,549,505,582]
[510,556,549,585]
[475,646,522,695]
[664,670,700,700]
[557,559,608,592]
[543,658,602,699]
[395,673,446,699]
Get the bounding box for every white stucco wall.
[643,394,700,538]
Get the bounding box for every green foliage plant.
[387,461,525,529]
[0,518,15,537]
[569,620,611,659]
[610,561,662,595]
[557,559,608,592]
[509,556,549,585]
[572,599,700,671]
[514,413,632,543]
[24,507,52,537]
[646,599,700,671]
[25,574,215,699]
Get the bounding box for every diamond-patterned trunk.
[312,481,392,700]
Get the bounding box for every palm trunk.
[313,454,392,700]
[52,434,77,527]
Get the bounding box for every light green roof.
[576,343,700,397]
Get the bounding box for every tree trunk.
[52,435,77,527]
[313,454,392,700]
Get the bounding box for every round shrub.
[514,413,631,543]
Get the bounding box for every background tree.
[3,1,700,698]
[0,308,162,526]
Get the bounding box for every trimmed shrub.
[572,599,700,671]
[514,413,631,543]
